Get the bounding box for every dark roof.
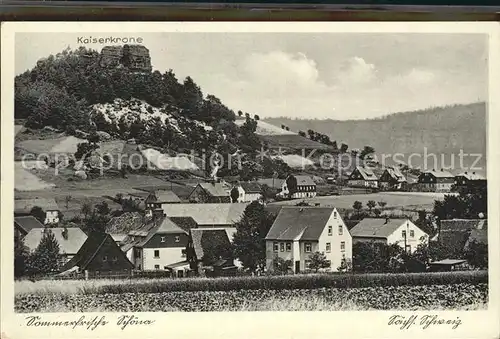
[350,166,378,181]
[169,217,198,233]
[146,190,182,204]
[61,232,133,272]
[291,175,316,186]
[265,207,334,241]
[430,259,467,266]
[14,216,45,234]
[456,172,486,181]
[350,218,409,238]
[190,229,231,260]
[239,182,262,194]
[383,168,406,182]
[136,217,188,247]
[440,219,487,231]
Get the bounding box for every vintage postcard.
[1,21,499,339]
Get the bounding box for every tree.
[271,257,292,275]
[360,145,375,160]
[366,200,376,213]
[378,201,387,209]
[30,206,45,224]
[463,240,488,269]
[14,234,29,278]
[352,201,363,215]
[340,143,348,153]
[233,201,277,272]
[298,131,306,137]
[26,229,61,275]
[373,208,382,217]
[352,242,406,273]
[80,202,92,220]
[308,251,331,272]
[254,114,260,121]
[237,110,243,117]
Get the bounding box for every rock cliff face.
[99,45,152,72]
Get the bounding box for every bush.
[91,270,488,294]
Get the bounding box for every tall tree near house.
[237,110,243,117]
[308,251,331,272]
[30,206,45,224]
[14,233,29,278]
[233,201,277,272]
[366,200,376,214]
[26,229,61,275]
[352,201,363,216]
[340,143,348,153]
[80,202,92,220]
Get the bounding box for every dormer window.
[161,236,166,242]
[175,236,180,242]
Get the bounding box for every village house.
[14,216,45,238]
[454,171,487,192]
[14,198,60,224]
[265,207,352,273]
[347,166,378,188]
[132,216,190,272]
[378,167,407,191]
[279,175,317,199]
[417,169,455,192]
[186,228,236,276]
[188,182,231,203]
[60,232,134,276]
[349,218,428,253]
[230,182,263,203]
[23,227,88,264]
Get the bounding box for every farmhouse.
[230,182,263,203]
[132,217,190,271]
[188,182,231,203]
[60,232,134,275]
[14,216,45,238]
[417,169,455,192]
[187,228,235,276]
[349,218,428,253]
[279,175,317,199]
[14,198,60,224]
[347,166,378,188]
[24,227,88,263]
[265,207,352,273]
[379,167,406,191]
[454,171,487,192]
[439,219,487,255]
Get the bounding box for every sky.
[15,32,488,120]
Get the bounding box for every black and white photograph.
[1,21,499,339]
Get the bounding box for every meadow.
[15,271,488,312]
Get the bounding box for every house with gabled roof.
[379,167,407,191]
[24,227,88,263]
[186,229,235,276]
[188,182,231,203]
[132,216,190,271]
[14,198,60,224]
[279,175,317,199]
[14,216,45,238]
[350,218,428,253]
[265,206,352,273]
[347,166,379,188]
[230,182,263,203]
[417,169,455,192]
[144,190,182,217]
[455,171,487,192]
[60,232,134,275]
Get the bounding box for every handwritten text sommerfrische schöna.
[25,315,155,330]
[388,314,462,330]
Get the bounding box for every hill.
[265,102,486,174]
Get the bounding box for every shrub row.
[91,270,488,294]
[16,283,488,312]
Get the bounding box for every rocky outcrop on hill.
[99,45,152,72]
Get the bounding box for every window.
[280,243,285,252]
[326,243,331,253]
[181,249,186,257]
[161,236,166,243]
[134,249,141,258]
[154,250,160,258]
[410,230,415,238]
[305,243,312,253]
[328,226,332,236]
[112,257,118,262]
[175,236,180,243]
[102,256,108,262]
[305,260,311,269]
[286,242,292,251]
[340,241,345,252]
[273,242,279,252]
[402,230,406,238]
[154,265,160,270]
[333,211,337,218]
[338,225,343,235]
[342,253,346,259]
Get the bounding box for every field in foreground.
[15,283,487,312]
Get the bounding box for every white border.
[2,22,499,339]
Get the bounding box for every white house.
[265,206,352,273]
[279,175,317,199]
[231,182,263,203]
[349,218,428,253]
